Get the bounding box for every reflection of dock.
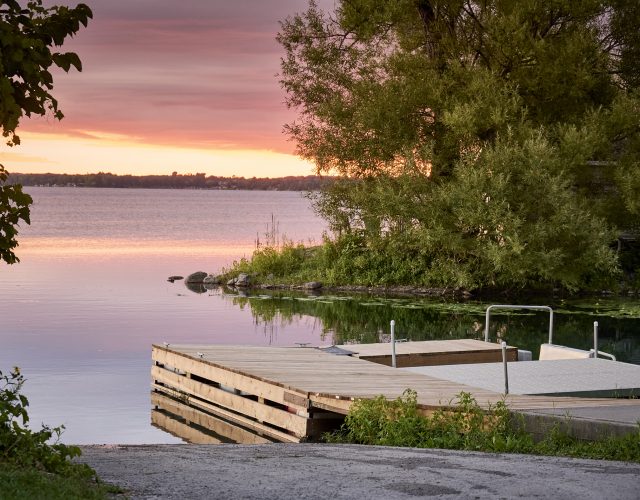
[342,339,518,367]
[152,343,640,442]
[151,392,276,444]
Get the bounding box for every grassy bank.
[0,368,120,499]
[325,389,640,462]
[222,235,640,295]
[0,464,118,499]
[223,237,466,289]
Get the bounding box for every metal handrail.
[485,305,554,343]
[591,321,616,360]
[590,349,617,361]
[390,320,397,368]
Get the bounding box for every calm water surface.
[1,187,639,444]
[1,187,328,444]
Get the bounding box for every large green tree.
[278,0,640,291]
[0,0,91,264]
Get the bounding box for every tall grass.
[326,389,640,462]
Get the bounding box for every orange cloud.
[7,131,315,178]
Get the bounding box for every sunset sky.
[1,0,332,177]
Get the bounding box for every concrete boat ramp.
[151,340,640,444]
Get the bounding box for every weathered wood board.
[342,339,518,367]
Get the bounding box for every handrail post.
[390,320,397,368]
[593,321,598,359]
[501,341,509,395]
[484,307,491,342]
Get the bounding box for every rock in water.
[304,281,323,290]
[203,275,221,290]
[167,275,184,283]
[186,271,208,283]
[235,273,251,287]
[203,274,221,285]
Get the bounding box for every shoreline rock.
[227,273,251,288]
[303,281,323,290]
[186,271,208,284]
[203,274,222,288]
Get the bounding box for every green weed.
[325,389,640,462]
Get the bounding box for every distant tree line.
[7,172,338,191]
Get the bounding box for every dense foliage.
[277,0,640,292]
[327,389,640,462]
[1,367,79,472]
[0,165,31,264]
[0,0,92,146]
[0,0,91,264]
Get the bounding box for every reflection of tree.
[229,295,329,344]
[220,292,639,362]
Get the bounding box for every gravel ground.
[79,443,640,499]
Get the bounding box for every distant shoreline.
[7,172,339,192]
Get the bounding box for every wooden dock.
[151,343,640,442]
[339,339,518,367]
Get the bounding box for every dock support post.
[501,341,509,395]
[593,321,598,359]
[390,320,397,368]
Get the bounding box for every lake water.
[1,187,639,444]
[0,187,329,444]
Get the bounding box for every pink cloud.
[23,1,334,153]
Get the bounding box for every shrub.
[0,367,94,478]
[326,389,640,462]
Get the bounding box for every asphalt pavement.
[79,444,640,499]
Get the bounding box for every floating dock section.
[404,358,640,398]
[342,339,518,367]
[151,343,640,443]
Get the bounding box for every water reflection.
[185,281,207,294]
[151,392,278,444]
[217,289,640,364]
